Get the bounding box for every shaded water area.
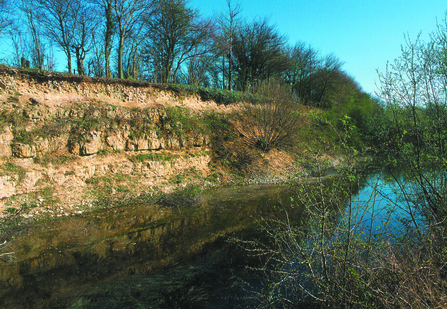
[0,184,304,309]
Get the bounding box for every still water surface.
[350,172,426,237]
[0,184,302,308]
[0,171,418,308]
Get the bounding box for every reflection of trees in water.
[236,162,447,308]
[0,240,15,263]
[0,184,300,308]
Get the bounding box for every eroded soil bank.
[0,65,344,222]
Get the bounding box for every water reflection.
[0,184,302,309]
[2,172,418,308]
[350,171,426,238]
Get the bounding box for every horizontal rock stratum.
[0,66,217,214]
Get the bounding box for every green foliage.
[237,22,447,308]
[163,106,193,137]
[373,32,447,221]
[202,113,233,142]
[198,87,261,105]
[236,147,447,308]
[34,154,75,166]
[0,109,29,128]
[157,184,203,207]
[167,84,261,105]
[320,89,377,150]
[129,151,181,163]
[41,186,55,197]
[204,171,223,182]
[97,148,111,156]
[85,177,99,184]
[234,162,363,307]
[34,119,70,140]
[4,207,16,214]
[229,149,253,172]
[12,129,34,145]
[1,162,27,181]
[116,185,130,193]
[162,106,231,147]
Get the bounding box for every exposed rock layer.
[0,66,214,211]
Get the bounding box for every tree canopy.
[3,0,374,119]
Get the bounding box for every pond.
[349,170,426,238]
[0,184,303,309]
[0,170,423,308]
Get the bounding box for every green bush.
[166,84,260,105]
[4,208,17,214]
[129,152,180,163]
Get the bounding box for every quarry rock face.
[126,130,163,151]
[12,143,37,158]
[0,66,214,209]
[105,132,127,151]
[81,131,102,155]
[0,126,13,157]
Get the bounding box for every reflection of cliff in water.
[0,184,302,309]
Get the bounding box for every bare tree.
[71,1,100,75]
[217,0,241,90]
[20,0,46,69]
[113,0,151,79]
[122,25,145,79]
[184,37,219,86]
[232,18,288,92]
[377,33,447,222]
[90,0,115,78]
[0,0,12,37]
[310,54,346,108]
[143,0,215,83]
[35,0,79,73]
[285,42,320,104]
[9,29,30,67]
[88,42,105,77]
[234,80,300,151]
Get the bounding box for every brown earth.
[0,66,306,221]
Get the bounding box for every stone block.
[11,143,36,158]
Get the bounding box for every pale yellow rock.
[106,133,126,151]
[0,175,16,198]
[11,143,37,158]
[81,131,102,155]
[20,171,43,188]
[0,126,13,157]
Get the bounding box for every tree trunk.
[118,35,124,79]
[228,51,232,91]
[66,48,72,74]
[75,47,85,76]
[222,54,225,89]
[104,2,113,78]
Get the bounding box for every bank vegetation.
[231,15,447,309]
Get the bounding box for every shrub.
[234,81,301,152]
[233,142,447,308]
[166,83,260,105]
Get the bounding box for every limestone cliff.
[0,66,220,215]
[0,65,300,219]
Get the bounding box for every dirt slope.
[0,66,299,220]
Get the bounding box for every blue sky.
[1,1,445,95]
[190,0,447,95]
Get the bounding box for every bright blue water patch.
[347,172,427,239]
